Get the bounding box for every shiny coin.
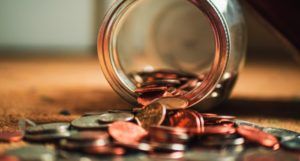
[5,145,56,161]
[281,136,300,151]
[135,86,168,94]
[67,131,110,146]
[263,127,299,141]
[200,134,245,147]
[135,102,167,130]
[151,142,186,151]
[156,97,189,110]
[84,146,126,156]
[237,125,279,150]
[169,110,204,133]
[149,126,189,144]
[0,131,23,142]
[234,119,263,130]
[137,91,166,106]
[98,112,134,123]
[25,122,70,134]
[108,121,148,145]
[71,115,108,129]
[25,132,71,141]
[203,125,236,135]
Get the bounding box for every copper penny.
[135,86,168,94]
[203,125,236,135]
[135,102,166,130]
[0,131,23,142]
[137,91,166,106]
[169,110,202,133]
[156,97,189,110]
[108,121,148,144]
[237,125,279,149]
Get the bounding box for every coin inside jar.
[135,102,167,130]
[98,112,134,123]
[156,97,189,110]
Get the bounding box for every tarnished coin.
[0,131,23,142]
[234,119,263,130]
[263,127,299,141]
[26,122,70,134]
[135,102,166,130]
[5,145,56,161]
[67,131,110,146]
[156,97,189,110]
[25,132,71,141]
[281,136,300,151]
[98,112,134,123]
[108,121,148,144]
[237,125,279,150]
[169,110,204,133]
[71,115,108,129]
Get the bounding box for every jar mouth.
[98,0,230,107]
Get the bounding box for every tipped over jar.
[98,0,247,110]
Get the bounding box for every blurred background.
[0,0,297,60]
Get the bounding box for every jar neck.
[98,0,230,107]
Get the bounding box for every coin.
[234,119,263,130]
[140,79,181,88]
[0,131,23,142]
[71,115,108,129]
[84,146,126,156]
[68,131,109,142]
[5,145,56,161]
[108,121,148,145]
[203,125,236,135]
[25,132,71,141]
[151,142,186,151]
[25,122,70,134]
[137,91,166,106]
[0,155,19,161]
[169,110,203,133]
[200,134,245,147]
[263,127,299,141]
[149,126,189,144]
[98,112,134,123]
[237,125,279,150]
[281,136,300,151]
[135,102,166,130]
[156,97,189,110]
[115,141,152,152]
[135,86,168,94]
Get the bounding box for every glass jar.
[98,0,246,110]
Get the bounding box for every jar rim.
[98,0,230,107]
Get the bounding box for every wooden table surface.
[0,55,299,152]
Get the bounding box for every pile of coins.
[0,70,299,160]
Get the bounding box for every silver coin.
[234,119,264,130]
[98,112,134,123]
[71,115,108,129]
[6,145,56,161]
[281,136,300,151]
[25,131,72,141]
[25,122,70,134]
[262,127,300,141]
[150,142,186,151]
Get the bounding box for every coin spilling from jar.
[1,70,299,160]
